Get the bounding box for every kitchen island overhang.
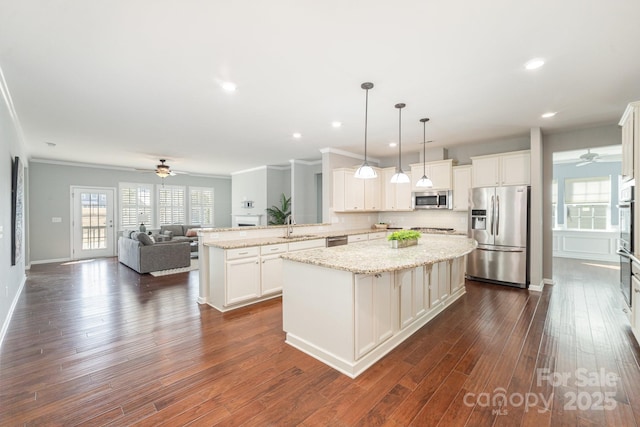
[281,235,477,378]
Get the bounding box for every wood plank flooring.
[1,257,639,426]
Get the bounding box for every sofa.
[159,225,201,248]
[118,231,191,274]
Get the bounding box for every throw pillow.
[129,230,138,239]
[137,232,154,246]
[162,230,174,239]
[185,228,198,237]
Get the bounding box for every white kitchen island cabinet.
[282,235,476,378]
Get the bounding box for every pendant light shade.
[390,103,410,184]
[354,82,377,179]
[416,118,433,188]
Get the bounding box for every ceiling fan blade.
[575,161,591,167]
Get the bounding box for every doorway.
[71,187,116,259]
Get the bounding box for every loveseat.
[118,231,191,274]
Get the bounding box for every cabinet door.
[452,166,472,211]
[398,269,415,329]
[429,161,453,190]
[355,272,394,359]
[500,152,530,186]
[261,254,283,295]
[345,172,365,211]
[226,257,261,305]
[472,156,500,187]
[364,174,381,211]
[332,169,346,212]
[450,256,466,294]
[633,275,640,342]
[622,112,634,181]
[384,168,411,211]
[438,260,450,302]
[427,263,441,307]
[395,179,413,210]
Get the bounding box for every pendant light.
[354,82,377,179]
[390,103,410,184]
[415,118,433,188]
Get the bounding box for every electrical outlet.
[52,217,62,223]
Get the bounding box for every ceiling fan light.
[390,170,410,184]
[416,175,433,188]
[354,163,377,179]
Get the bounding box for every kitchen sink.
[278,234,317,240]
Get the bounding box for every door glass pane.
[81,192,107,250]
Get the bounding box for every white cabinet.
[225,247,261,305]
[355,272,394,359]
[288,239,325,252]
[410,159,453,191]
[450,255,466,295]
[333,168,381,212]
[260,244,287,295]
[397,267,427,330]
[382,167,413,211]
[368,231,387,240]
[620,101,640,182]
[452,165,472,211]
[471,150,530,187]
[632,274,640,344]
[348,234,368,244]
[426,261,450,308]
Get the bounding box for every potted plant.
[387,230,421,248]
[373,222,388,230]
[266,193,291,225]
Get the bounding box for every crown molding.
[319,147,380,163]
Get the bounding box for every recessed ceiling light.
[221,81,237,92]
[541,112,557,118]
[331,121,342,128]
[389,142,397,148]
[292,132,302,139]
[525,58,545,70]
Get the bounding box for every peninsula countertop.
[280,234,477,274]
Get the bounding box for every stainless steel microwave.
[412,190,452,209]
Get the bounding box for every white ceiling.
[2,1,640,176]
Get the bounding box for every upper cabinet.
[452,165,472,211]
[471,150,530,187]
[410,159,453,191]
[620,101,640,182]
[333,168,381,212]
[382,167,413,211]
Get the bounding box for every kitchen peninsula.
[281,234,476,378]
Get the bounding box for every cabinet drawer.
[288,239,325,251]
[348,234,368,243]
[226,246,260,260]
[261,243,287,255]
[368,232,387,240]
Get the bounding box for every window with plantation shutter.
[119,183,153,228]
[158,185,186,225]
[189,187,214,226]
[564,176,610,230]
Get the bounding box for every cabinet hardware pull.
[239,251,248,255]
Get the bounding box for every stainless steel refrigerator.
[467,185,530,288]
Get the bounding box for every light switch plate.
[52,217,62,223]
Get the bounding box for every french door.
[71,187,115,259]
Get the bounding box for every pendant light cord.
[364,88,369,163]
[423,120,426,176]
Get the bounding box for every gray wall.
[29,162,231,262]
[267,167,291,219]
[291,161,322,224]
[542,124,621,279]
[0,81,28,345]
[232,166,291,225]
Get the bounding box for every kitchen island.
[281,234,477,378]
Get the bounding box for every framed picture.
[11,156,23,266]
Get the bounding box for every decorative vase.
[390,238,418,249]
[139,223,146,232]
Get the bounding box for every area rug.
[150,259,199,277]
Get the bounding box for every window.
[564,176,610,230]
[119,183,153,228]
[189,187,214,226]
[158,185,186,225]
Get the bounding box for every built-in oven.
[412,190,452,210]
[619,180,634,307]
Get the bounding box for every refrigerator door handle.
[496,195,500,236]
[477,247,524,253]
[490,195,495,236]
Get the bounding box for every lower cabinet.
[260,243,287,295]
[632,274,640,343]
[355,272,394,359]
[226,255,261,305]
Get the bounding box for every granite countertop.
[280,234,477,274]
[203,228,383,249]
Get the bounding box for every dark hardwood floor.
[1,257,639,426]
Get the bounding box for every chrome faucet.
[285,214,294,238]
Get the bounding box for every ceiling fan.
[575,149,601,167]
[136,159,182,177]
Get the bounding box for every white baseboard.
[30,257,72,265]
[0,274,27,349]
[529,278,553,292]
